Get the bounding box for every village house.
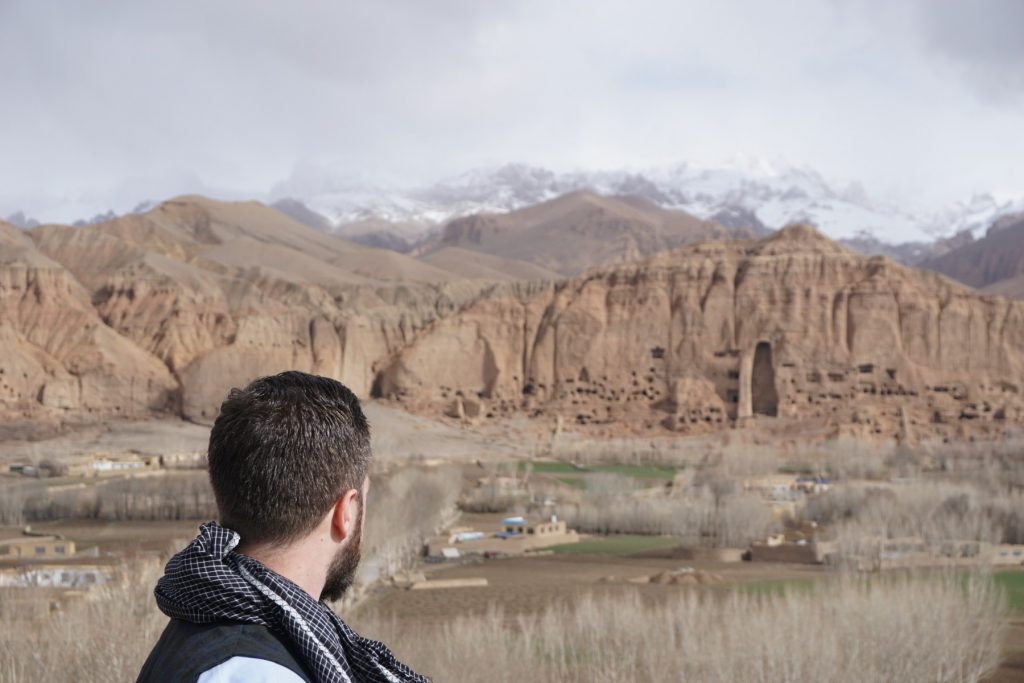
[496,515,572,538]
[159,451,207,469]
[65,452,159,478]
[993,544,1024,566]
[0,536,76,560]
[749,532,836,564]
[8,463,37,477]
[427,514,579,558]
[0,564,111,588]
[800,537,1024,571]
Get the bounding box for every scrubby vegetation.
[0,461,463,528]
[1,563,1005,683]
[0,463,464,681]
[3,432,1021,680]
[357,573,1006,683]
[557,487,779,549]
[0,559,168,683]
[804,481,1024,545]
[358,466,462,585]
[20,473,218,524]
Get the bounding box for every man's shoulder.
[197,656,306,682]
[161,619,284,650]
[136,619,312,683]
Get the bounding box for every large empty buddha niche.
[751,342,779,417]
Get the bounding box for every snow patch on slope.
[271,160,1023,246]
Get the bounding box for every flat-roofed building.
[427,514,579,558]
[0,564,110,588]
[64,452,158,478]
[0,536,76,560]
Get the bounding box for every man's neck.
[236,538,327,601]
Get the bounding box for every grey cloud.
[0,0,1022,221]
[917,0,1024,100]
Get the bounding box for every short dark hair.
[207,371,371,545]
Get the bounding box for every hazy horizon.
[2,0,1023,226]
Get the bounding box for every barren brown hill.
[31,196,455,286]
[430,190,742,276]
[6,197,499,421]
[921,214,1024,296]
[0,221,176,418]
[4,200,1023,440]
[419,246,560,281]
[376,225,1024,440]
[983,272,1024,299]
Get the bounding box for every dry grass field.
[356,573,1006,683]
[2,414,1023,681]
[0,554,1010,683]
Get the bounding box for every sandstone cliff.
[0,222,177,418]
[3,197,1023,439]
[6,198,498,422]
[376,225,1024,439]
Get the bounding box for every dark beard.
[321,505,363,602]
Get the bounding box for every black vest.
[136,618,313,683]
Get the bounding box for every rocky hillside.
[376,226,1024,439]
[983,273,1024,299]
[2,199,1022,440]
[0,197,501,422]
[425,191,742,276]
[920,213,1024,298]
[0,221,176,416]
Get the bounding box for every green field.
[520,460,677,480]
[548,534,681,556]
[995,570,1024,612]
[732,577,822,595]
[730,570,1024,611]
[522,461,582,474]
[589,464,677,480]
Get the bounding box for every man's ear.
[330,488,361,542]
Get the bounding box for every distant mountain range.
[919,212,1024,298]
[9,162,1023,253]
[273,180,1024,298]
[4,194,1022,442]
[265,161,1024,254]
[7,161,1024,294]
[422,190,742,276]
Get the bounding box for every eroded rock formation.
[3,196,1022,440]
[1,199,492,422]
[0,222,177,417]
[375,226,1024,439]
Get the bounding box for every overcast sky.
[2,0,1023,222]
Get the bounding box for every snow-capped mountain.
[269,161,1024,248]
[9,161,1020,257]
[925,193,1024,239]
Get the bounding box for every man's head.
[207,371,371,600]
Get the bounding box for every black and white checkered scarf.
[155,522,429,683]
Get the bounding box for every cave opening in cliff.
[751,342,779,417]
[370,372,385,399]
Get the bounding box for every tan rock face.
[376,226,1024,438]
[0,222,176,418]
[3,200,495,422]
[4,200,1023,441]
